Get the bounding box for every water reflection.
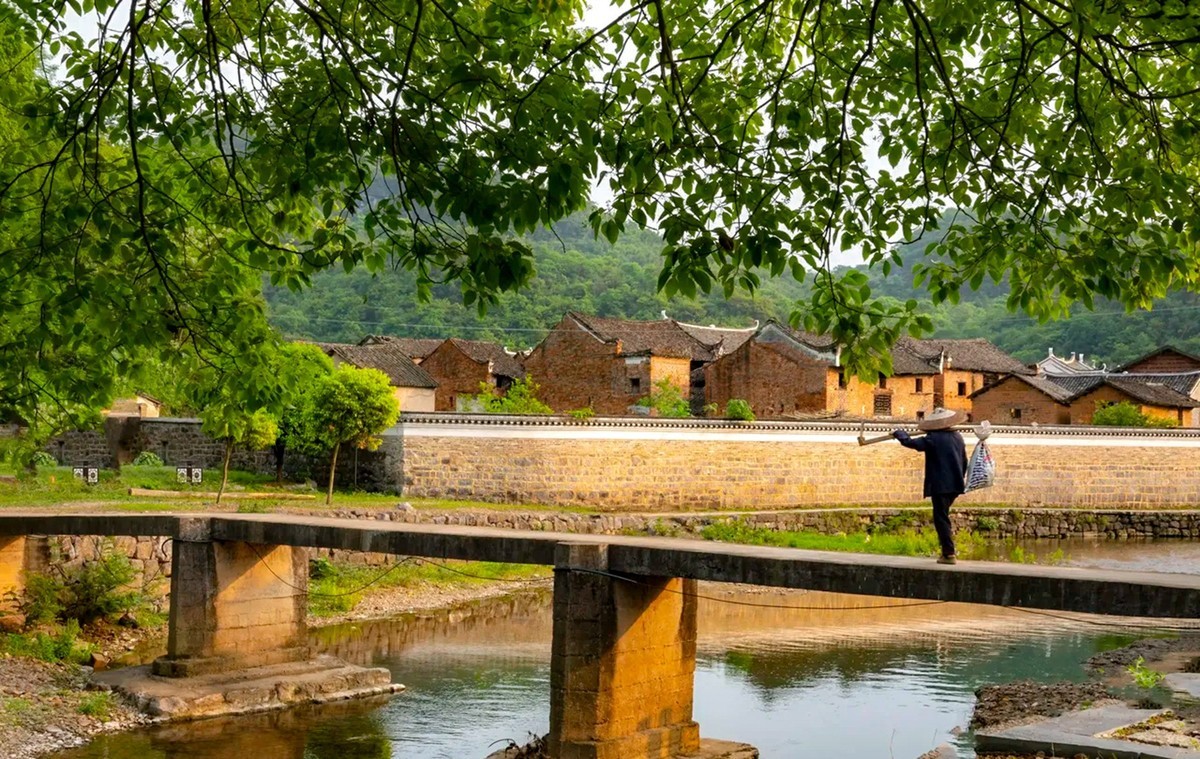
[52,540,1200,759]
[54,698,394,759]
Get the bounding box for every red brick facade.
[969,376,1071,425]
[1122,348,1200,375]
[420,341,493,411]
[705,340,828,416]
[524,315,700,414]
[1069,384,1194,427]
[523,316,630,414]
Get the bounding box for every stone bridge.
[3,513,1200,759]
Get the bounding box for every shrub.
[29,451,57,469]
[131,451,164,467]
[1092,401,1179,428]
[635,378,691,418]
[474,376,553,415]
[975,515,1000,532]
[566,407,595,420]
[725,399,755,421]
[20,548,145,627]
[2,620,94,664]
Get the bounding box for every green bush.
[2,620,94,664]
[975,515,1000,532]
[567,407,595,420]
[725,399,755,421]
[635,378,691,418]
[19,547,145,627]
[130,451,164,467]
[29,451,57,469]
[1092,401,1179,428]
[473,376,553,414]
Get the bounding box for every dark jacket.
[894,429,967,497]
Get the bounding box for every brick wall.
[649,357,692,396]
[1125,352,1200,374]
[420,342,491,411]
[971,378,1071,426]
[705,341,826,418]
[524,317,627,414]
[937,369,985,416]
[396,418,1200,510]
[1069,385,1189,426]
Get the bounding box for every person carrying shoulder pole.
[892,408,968,565]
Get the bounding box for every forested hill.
[263,216,1200,366]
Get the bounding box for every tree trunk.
[273,439,286,484]
[325,441,340,506]
[354,447,359,490]
[217,439,233,505]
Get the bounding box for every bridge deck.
[1,512,1197,619]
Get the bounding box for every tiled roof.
[569,312,712,360]
[323,343,439,389]
[1042,372,1200,408]
[891,339,941,376]
[675,322,757,357]
[1117,345,1200,373]
[905,338,1031,375]
[1101,377,1200,408]
[445,338,526,379]
[359,335,445,360]
[973,373,1076,403]
[1042,373,1106,397]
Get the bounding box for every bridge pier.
[152,519,310,677]
[0,536,27,630]
[549,543,703,759]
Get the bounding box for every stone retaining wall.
[327,505,1200,542]
[39,414,1200,511]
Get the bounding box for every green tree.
[471,376,553,414]
[301,366,400,504]
[201,409,279,504]
[6,0,1200,408]
[270,344,335,483]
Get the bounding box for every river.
[51,538,1200,759]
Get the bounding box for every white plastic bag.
[965,440,995,492]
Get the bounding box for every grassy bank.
[0,466,593,513]
[698,518,1065,564]
[307,557,551,617]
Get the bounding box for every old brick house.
[971,370,1200,427]
[1118,346,1200,375]
[319,342,439,412]
[419,338,526,411]
[357,335,444,364]
[522,312,752,414]
[896,338,1032,415]
[703,324,1027,420]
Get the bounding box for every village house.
[1118,345,1200,375]
[1037,348,1102,375]
[970,353,1200,427]
[356,335,444,364]
[703,323,1028,420]
[318,341,439,412]
[522,312,754,415]
[419,338,526,411]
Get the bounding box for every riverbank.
[0,556,552,759]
